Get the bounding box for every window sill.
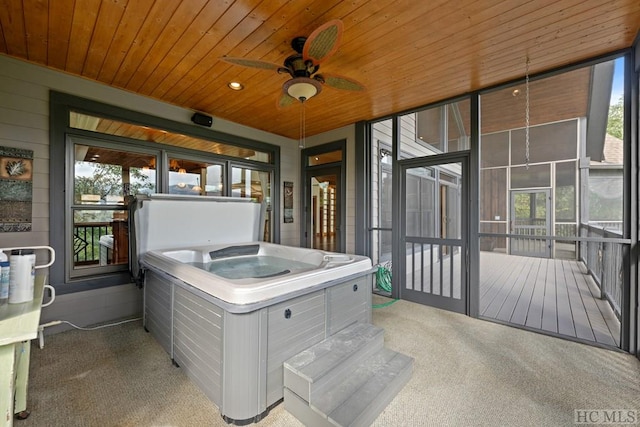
[54,271,134,295]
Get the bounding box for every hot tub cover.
[130,194,263,281]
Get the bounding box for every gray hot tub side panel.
[266,291,327,406]
[173,286,224,406]
[143,267,375,422]
[221,307,268,420]
[326,277,372,336]
[144,270,225,408]
[143,271,172,354]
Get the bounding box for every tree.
[73,161,155,263]
[74,162,155,203]
[607,96,623,139]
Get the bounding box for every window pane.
[70,111,272,163]
[371,229,392,266]
[371,120,393,269]
[380,166,392,229]
[511,164,550,188]
[400,98,470,158]
[74,144,156,204]
[447,100,471,152]
[308,149,341,166]
[416,107,442,152]
[168,158,222,195]
[587,57,624,230]
[205,164,223,196]
[73,209,128,269]
[372,121,393,231]
[480,132,509,168]
[555,161,576,221]
[72,143,154,277]
[232,167,272,241]
[405,168,436,238]
[588,170,623,222]
[511,120,577,165]
[480,168,507,221]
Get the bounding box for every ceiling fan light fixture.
[284,77,322,102]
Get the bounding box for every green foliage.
[75,163,122,202]
[73,161,155,264]
[74,162,155,203]
[607,96,623,139]
[555,186,575,221]
[513,192,547,221]
[589,190,623,221]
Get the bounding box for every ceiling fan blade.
[277,92,298,109]
[302,19,344,65]
[220,57,283,71]
[321,74,365,91]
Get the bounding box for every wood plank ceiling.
[1,0,639,139]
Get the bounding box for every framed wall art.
[284,181,293,223]
[0,146,33,232]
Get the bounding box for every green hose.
[373,263,398,308]
[375,264,392,293]
[373,298,399,309]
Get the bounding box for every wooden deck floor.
[479,252,620,347]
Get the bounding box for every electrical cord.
[58,317,141,331]
[38,317,142,349]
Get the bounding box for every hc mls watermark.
[575,409,638,425]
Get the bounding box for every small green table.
[0,276,45,426]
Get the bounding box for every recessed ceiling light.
[512,89,520,96]
[228,81,244,90]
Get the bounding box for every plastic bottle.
[9,249,36,304]
[0,251,8,305]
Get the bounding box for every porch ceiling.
[1,1,639,139]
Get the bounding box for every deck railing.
[579,223,623,319]
[74,222,112,265]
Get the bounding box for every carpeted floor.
[20,296,640,426]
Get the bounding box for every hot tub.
[131,195,374,424]
[141,241,372,310]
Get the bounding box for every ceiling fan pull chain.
[299,101,306,149]
[525,56,530,170]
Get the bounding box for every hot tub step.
[284,347,413,427]
[284,322,384,402]
[284,387,333,427]
[323,349,413,427]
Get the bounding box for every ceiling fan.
[221,19,365,108]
